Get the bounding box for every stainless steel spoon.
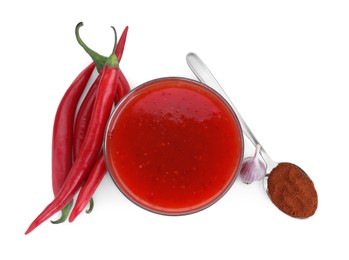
[186,52,318,218]
[186,52,277,173]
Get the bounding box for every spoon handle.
[186,52,276,171]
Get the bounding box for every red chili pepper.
[73,76,100,159]
[50,62,95,224]
[70,76,100,216]
[68,154,107,222]
[70,25,130,216]
[73,72,129,158]
[73,25,129,156]
[114,25,129,101]
[25,23,120,235]
[118,69,131,98]
[69,73,130,222]
[115,26,128,63]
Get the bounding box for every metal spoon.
[186,52,277,173]
[185,52,317,218]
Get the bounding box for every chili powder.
[267,162,318,218]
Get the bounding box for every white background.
[1,0,348,259]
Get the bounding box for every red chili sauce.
[105,78,243,215]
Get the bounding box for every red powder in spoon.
[267,162,318,218]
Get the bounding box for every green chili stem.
[85,198,94,214]
[50,200,73,224]
[104,26,119,68]
[75,22,107,72]
[111,26,117,54]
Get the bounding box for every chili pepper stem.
[86,198,94,214]
[76,22,119,71]
[96,28,119,69]
[50,201,73,224]
[75,22,107,72]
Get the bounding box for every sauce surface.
[105,78,243,214]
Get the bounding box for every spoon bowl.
[264,162,317,218]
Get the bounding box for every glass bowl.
[104,77,244,215]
